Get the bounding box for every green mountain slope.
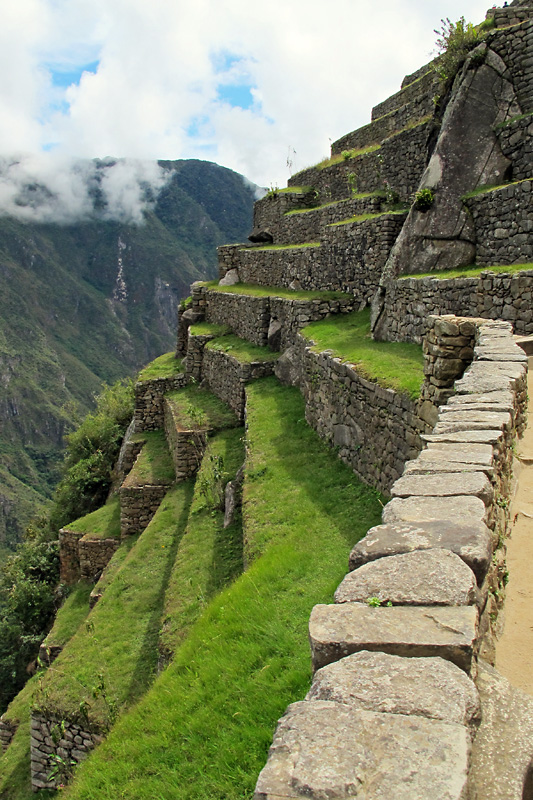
[0,160,255,547]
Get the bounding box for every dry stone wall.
[134,374,188,432]
[487,17,533,113]
[382,269,533,343]
[201,347,276,421]
[256,317,528,800]
[79,536,119,582]
[58,530,83,585]
[0,719,17,752]
[371,69,439,120]
[119,484,169,538]
[30,713,102,791]
[498,113,533,181]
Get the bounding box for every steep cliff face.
[0,159,255,548]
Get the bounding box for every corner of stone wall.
[30,712,103,791]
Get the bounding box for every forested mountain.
[0,159,256,549]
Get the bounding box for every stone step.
[309,603,479,673]
[254,700,471,800]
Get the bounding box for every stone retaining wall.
[498,113,533,181]
[163,399,207,480]
[30,713,102,791]
[79,536,120,582]
[288,149,382,203]
[134,374,188,431]
[488,17,533,114]
[464,180,533,267]
[255,317,528,800]
[371,69,439,120]
[332,101,432,154]
[284,335,432,494]
[205,290,270,346]
[217,213,405,297]
[382,269,533,343]
[201,347,276,421]
[0,718,17,752]
[119,484,169,538]
[253,189,316,233]
[58,530,83,585]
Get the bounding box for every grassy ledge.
[250,242,320,252]
[63,496,121,540]
[302,308,425,399]
[137,353,184,382]
[206,281,351,302]
[90,535,140,602]
[462,178,530,200]
[206,335,279,364]
[401,262,533,280]
[60,378,382,800]
[33,487,185,730]
[165,384,238,432]
[41,582,94,653]
[329,209,406,227]
[189,321,231,337]
[159,428,245,661]
[122,430,175,486]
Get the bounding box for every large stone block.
[335,549,478,606]
[309,603,478,672]
[254,700,471,800]
[391,472,494,506]
[306,651,480,727]
[382,495,489,527]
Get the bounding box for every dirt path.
[494,356,533,696]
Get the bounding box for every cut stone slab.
[432,410,512,434]
[422,429,503,445]
[382,495,489,527]
[446,390,515,408]
[254,701,471,800]
[306,651,481,727]
[391,472,493,506]
[335,548,478,606]
[309,603,478,672]
[469,661,533,800]
[403,459,494,478]
[419,442,495,465]
[349,521,492,584]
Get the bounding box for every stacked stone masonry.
[163,399,207,480]
[30,713,101,791]
[0,719,16,752]
[497,113,533,181]
[201,347,276,421]
[487,17,533,113]
[255,318,528,799]
[371,69,440,121]
[119,484,169,538]
[134,374,188,432]
[332,99,433,154]
[78,536,120,582]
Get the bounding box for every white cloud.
[0,0,495,211]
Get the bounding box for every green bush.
[434,17,484,81]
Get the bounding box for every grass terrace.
[302,308,425,399]
[188,321,231,337]
[250,242,320,251]
[159,428,245,661]
[89,535,140,603]
[41,582,94,654]
[206,335,280,364]
[401,262,533,280]
[165,384,238,432]
[205,281,351,302]
[60,378,383,800]
[462,178,529,200]
[33,486,191,731]
[329,209,407,227]
[63,496,121,540]
[137,352,184,382]
[314,143,381,170]
[123,430,175,486]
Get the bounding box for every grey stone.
[382,494,489,526]
[335,549,478,606]
[274,345,302,386]
[418,442,495,465]
[309,603,478,672]
[218,268,240,286]
[254,701,471,800]
[306,651,480,726]
[432,410,512,434]
[349,521,492,584]
[391,472,493,506]
[446,390,515,408]
[422,429,503,445]
[403,459,494,477]
[469,661,533,800]
[267,318,282,351]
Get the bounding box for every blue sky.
[0,0,497,193]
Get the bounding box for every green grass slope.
[60,378,382,800]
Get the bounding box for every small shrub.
[342,150,351,161]
[433,17,483,81]
[413,187,435,212]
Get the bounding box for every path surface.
[495,355,533,696]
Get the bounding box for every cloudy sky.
[0,0,493,219]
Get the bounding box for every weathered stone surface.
[309,603,478,672]
[469,661,533,800]
[335,549,478,606]
[218,268,239,286]
[418,442,495,465]
[391,472,493,506]
[274,345,302,386]
[422,430,503,445]
[254,701,471,800]
[349,521,492,584]
[306,651,480,726]
[446,390,515,409]
[382,495,488,526]
[432,410,512,434]
[403,459,494,477]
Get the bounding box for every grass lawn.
[123,430,175,486]
[137,353,184,382]
[188,321,231,337]
[165,384,238,432]
[41,582,94,653]
[302,308,425,399]
[64,495,121,539]
[205,281,350,302]
[61,378,382,800]
[206,335,279,364]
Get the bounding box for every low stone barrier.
[256,316,527,799]
[497,113,533,181]
[163,399,207,480]
[201,347,276,422]
[79,536,120,582]
[58,530,84,585]
[30,713,102,791]
[0,718,17,752]
[119,483,169,539]
[134,374,188,431]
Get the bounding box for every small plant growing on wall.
[413,187,435,212]
[433,16,484,81]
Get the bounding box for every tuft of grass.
[329,209,406,227]
[63,496,121,539]
[402,262,533,280]
[60,379,382,800]
[159,428,245,661]
[137,353,184,382]
[123,430,175,486]
[206,335,280,364]
[206,281,351,302]
[189,321,231,337]
[302,308,425,399]
[270,186,313,194]
[315,144,381,170]
[165,384,238,432]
